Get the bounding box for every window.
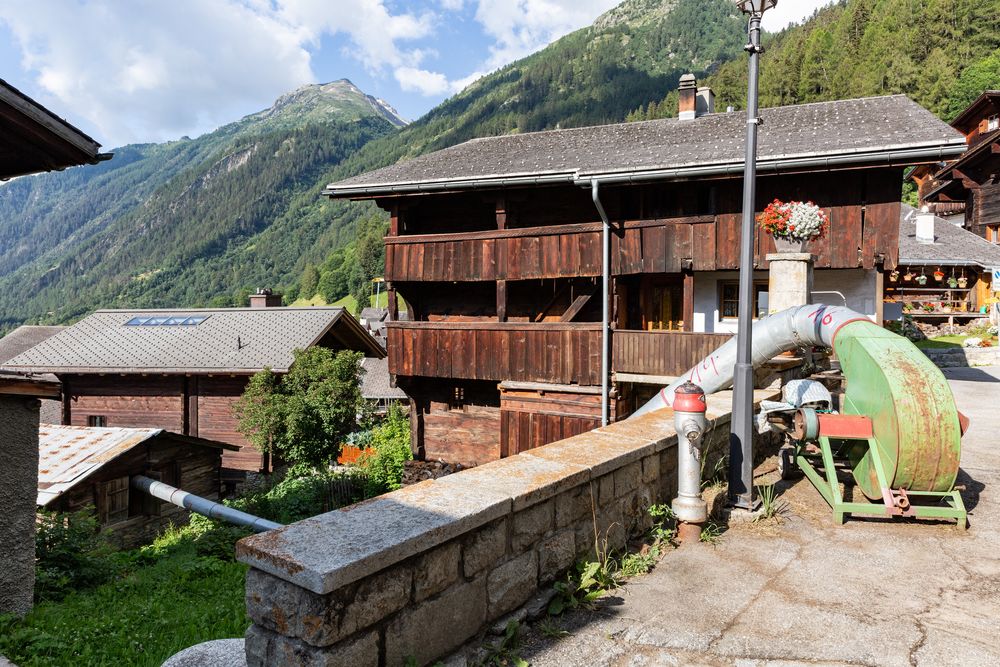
[124,315,209,326]
[988,225,1000,244]
[719,281,769,320]
[88,415,107,427]
[989,115,1000,132]
[101,477,130,525]
[449,386,465,411]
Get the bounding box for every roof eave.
[324,142,968,199]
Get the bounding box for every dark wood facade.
[41,432,230,549]
[369,169,904,464]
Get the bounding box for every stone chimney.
[678,74,697,120]
[249,288,283,308]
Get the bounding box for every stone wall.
[922,346,1000,368]
[236,394,758,667]
[0,395,40,617]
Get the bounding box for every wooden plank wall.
[387,322,602,385]
[499,389,602,456]
[67,376,185,432]
[612,330,732,377]
[196,376,260,472]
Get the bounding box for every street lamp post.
[729,0,775,510]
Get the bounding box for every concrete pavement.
[509,366,1000,667]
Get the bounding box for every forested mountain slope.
[0,81,398,330]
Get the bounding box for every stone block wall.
[0,395,40,617]
[237,395,759,667]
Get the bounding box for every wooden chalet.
[36,425,237,548]
[324,80,965,466]
[914,90,1000,241]
[1,304,384,472]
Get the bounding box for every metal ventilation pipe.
[131,475,282,533]
[630,304,871,418]
[671,381,709,543]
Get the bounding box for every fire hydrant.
[671,381,708,543]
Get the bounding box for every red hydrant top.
[672,381,707,413]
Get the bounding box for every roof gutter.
[325,144,967,199]
[898,258,995,268]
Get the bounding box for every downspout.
[591,180,611,426]
[132,475,282,533]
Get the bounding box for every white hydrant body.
[671,381,709,542]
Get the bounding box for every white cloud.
[395,66,452,96]
[0,0,446,146]
[472,0,617,72]
[440,0,464,10]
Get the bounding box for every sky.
[0,0,833,149]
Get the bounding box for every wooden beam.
[559,286,596,322]
[389,204,400,235]
[497,280,507,322]
[534,282,571,322]
[683,271,695,332]
[387,284,399,321]
[496,197,507,230]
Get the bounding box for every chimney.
[696,87,715,117]
[249,288,283,308]
[678,74,697,120]
[915,207,935,244]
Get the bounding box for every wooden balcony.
[387,322,603,385]
[384,217,718,283]
[387,323,731,385]
[612,330,732,378]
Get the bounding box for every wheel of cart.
[778,445,802,480]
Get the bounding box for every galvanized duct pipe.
[630,304,871,418]
[591,180,612,426]
[131,475,282,533]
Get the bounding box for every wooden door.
[642,276,685,331]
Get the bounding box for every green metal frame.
[794,435,967,529]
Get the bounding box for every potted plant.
[958,270,968,289]
[933,268,945,282]
[923,302,935,313]
[947,275,958,288]
[758,199,829,252]
[889,269,900,283]
[916,270,928,286]
[904,270,915,283]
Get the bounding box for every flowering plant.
[757,199,829,241]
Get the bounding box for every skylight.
[124,315,209,326]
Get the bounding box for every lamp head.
[735,0,776,14]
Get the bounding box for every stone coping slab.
[236,478,511,594]
[236,388,779,596]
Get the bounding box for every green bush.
[357,405,412,495]
[34,509,116,602]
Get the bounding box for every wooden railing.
[384,216,717,282]
[387,323,731,384]
[613,330,732,378]
[387,322,603,385]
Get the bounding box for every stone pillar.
[0,393,40,617]
[766,253,814,313]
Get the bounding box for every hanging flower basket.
[889,270,900,283]
[757,199,829,252]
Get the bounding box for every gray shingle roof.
[0,307,383,375]
[326,96,965,196]
[360,357,408,401]
[0,326,65,364]
[898,204,1000,267]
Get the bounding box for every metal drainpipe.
[591,180,611,426]
[132,475,282,533]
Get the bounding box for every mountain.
[627,0,1000,123]
[0,80,399,330]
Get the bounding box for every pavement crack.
[706,536,808,651]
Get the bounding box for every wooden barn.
[324,78,965,465]
[36,424,237,548]
[2,304,384,472]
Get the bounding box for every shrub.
[34,509,116,602]
[357,405,412,495]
